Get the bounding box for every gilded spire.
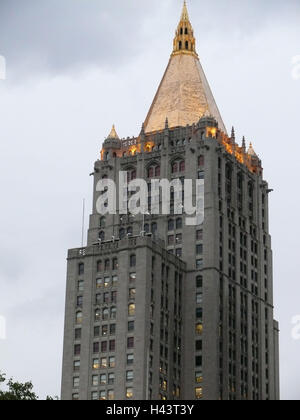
[248,142,258,157]
[172,1,197,57]
[107,124,119,139]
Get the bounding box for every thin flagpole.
[81,199,85,248]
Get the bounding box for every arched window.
[112,258,118,270]
[104,259,110,271]
[155,166,161,177]
[180,27,183,35]
[102,308,109,321]
[99,231,105,241]
[127,226,133,236]
[176,218,183,230]
[76,311,83,324]
[168,219,174,231]
[179,161,185,172]
[185,41,189,50]
[119,228,125,240]
[130,255,136,268]
[78,263,84,276]
[94,309,101,322]
[151,223,158,234]
[100,217,106,228]
[179,41,182,50]
[144,224,150,233]
[185,28,188,35]
[172,162,178,174]
[198,155,204,167]
[97,260,102,273]
[131,170,136,180]
[148,167,154,178]
[110,307,117,320]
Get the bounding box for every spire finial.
[107,124,119,139]
[172,1,197,57]
[231,126,235,140]
[165,117,169,129]
[181,1,190,21]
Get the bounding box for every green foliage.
[0,371,58,401]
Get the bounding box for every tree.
[0,372,58,400]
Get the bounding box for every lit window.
[76,311,83,325]
[107,390,114,400]
[128,304,136,317]
[93,359,99,370]
[129,288,136,300]
[95,309,101,322]
[126,371,134,382]
[104,277,110,288]
[195,387,203,399]
[196,372,203,383]
[99,390,106,400]
[96,278,102,288]
[100,357,107,369]
[109,356,116,368]
[129,272,136,283]
[196,323,203,335]
[92,375,99,387]
[73,377,80,388]
[102,325,108,337]
[126,387,133,399]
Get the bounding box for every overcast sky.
[0,0,299,400]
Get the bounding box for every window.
[104,259,110,271]
[74,344,81,356]
[99,231,105,241]
[130,255,136,267]
[102,325,108,337]
[128,304,136,317]
[196,276,203,289]
[104,277,110,288]
[196,230,203,241]
[176,218,182,229]
[126,371,134,382]
[176,233,182,244]
[110,306,117,319]
[185,41,189,50]
[112,275,118,286]
[127,354,134,365]
[198,171,204,180]
[196,244,203,255]
[129,288,136,300]
[73,377,80,388]
[101,342,108,353]
[94,309,100,322]
[109,356,116,368]
[100,217,106,228]
[109,340,116,352]
[111,291,117,304]
[129,273,136,283]
[76,311,83,325]
[176,248,182,258]
[97,261,102,273]
[195,340,202,352]
[155,166,161,177]
[151,223,157,234]
[108,373,115,385]
[112,258,118,270]
[196,323,203,335]
[99,390,106,400]
[100,357,107,369]
[168,235,174,245]
[93,359,99,370]
[100,374,107,385]
[179,161,185,172]
[107,390,114,400]
[78,280,84,292]
[78,263,84,276]
[75,328,82,340]
[128,321,135,332]
[103,292,109,304]
[196,356,202,367]
[127,226,133,236]
[148,167,154,178]
[196,308,203,319]
[196,259,203,270]
[198,155,204,167]
[101,309,108,321]
[72,393,79,401]
[96,278,102,288]
[195,387,203,399]
[92,375,99,387]
[126,388,133,399]
[119,228,125,239]
[73,360,80,372]
[76,296,83,308]
[127,337,134,349]
[172,162,178,173]
[91,391,98,400]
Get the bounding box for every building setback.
[61,2,280,401]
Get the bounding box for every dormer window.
[185,41,189,50]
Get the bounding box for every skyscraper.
[61,2,279,401]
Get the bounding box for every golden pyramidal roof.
[107,124,119,139]
[144,1,226,134]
